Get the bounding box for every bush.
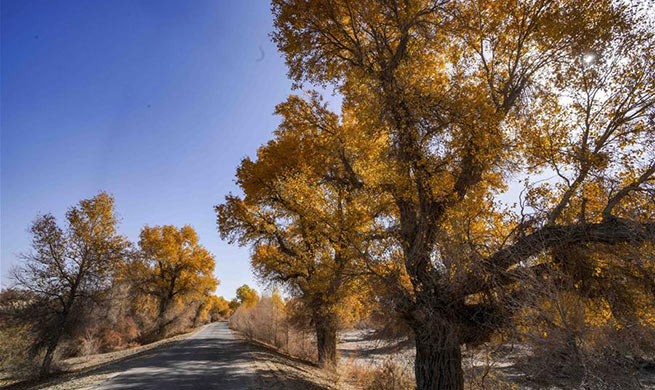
[462,351,519,390]
[519,323,648,389]
[100,329,124,351]
[343,357,414,390]
[229,296,288,347]
[0,324,38,379]
[77,330,102,356]
[513,285,655,390]
[343,352,520,390]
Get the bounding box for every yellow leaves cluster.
[135,225,218,310]
[217,92,393,328]
[235,284,260,308]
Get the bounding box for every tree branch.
[464,218,655,295]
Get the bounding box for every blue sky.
[1,0,338,298]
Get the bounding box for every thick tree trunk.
[156,296,171,338]
[414,324,464,390]
[315,316,338,368]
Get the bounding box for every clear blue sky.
[1,0,338,298]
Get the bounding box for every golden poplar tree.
[217,94,385,366]
[270,0,655,388]
[129,225,217,338]
[235,284,260,308]
[208,295,232,320]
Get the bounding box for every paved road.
[93,322,263,390]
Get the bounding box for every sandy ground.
[338,329,414,368]
[337,329,655,389]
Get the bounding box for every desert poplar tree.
[270,0,655,388]
[13,192,128,376]
[128,225,217,338]
[217,95,386,366]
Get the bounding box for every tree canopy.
[235,284,260,308]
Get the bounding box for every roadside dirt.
[231,331,346,390]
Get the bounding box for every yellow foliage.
[131,225,218,316]
[235,284,260,308]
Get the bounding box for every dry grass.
[342,357,414,390]
[229,297,318,363]
[0,324,38,385]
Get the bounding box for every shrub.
[343,357,414,390]
[100,329,124,351]
[77,330,102,356]
[228,295,318,362]
[0,324,38,379]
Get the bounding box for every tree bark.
[315,315,338,368]
[39,341,57,377]
[192,301,206,328]
[414,323,464,390]
[40,285,77,377]
[155,294,173,338]
[39,320,66,377]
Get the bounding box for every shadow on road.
[94,336,260,390]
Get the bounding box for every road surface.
[93,322,264,390]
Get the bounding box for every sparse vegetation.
[343,358,415,390]
[228,291,318,363]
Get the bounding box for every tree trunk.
[39,294,75,377]
[39,324,65,377]
[414,323,464,390]
[39,342,57,377]
[193,301,206,328]
[156,295,171,338]
[315,316,338,368]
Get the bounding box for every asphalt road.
[93,322,262,390]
